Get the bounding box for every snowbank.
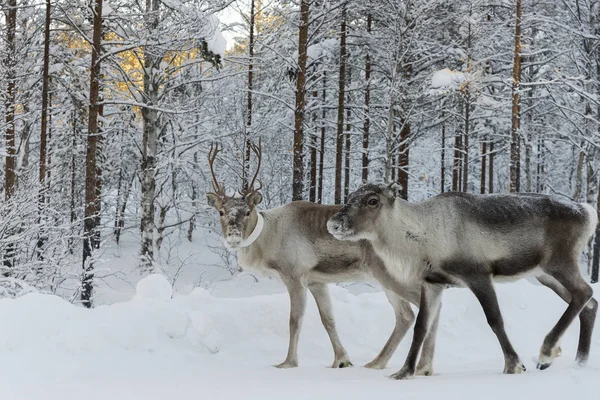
[0,275,598,400]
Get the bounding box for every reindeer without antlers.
[206,141,441,371]
[328,183,598,379]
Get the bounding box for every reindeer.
[205,142,440,371]
[327,183,598,379]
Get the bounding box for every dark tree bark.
[40,0,51,197]
[2,0,17,274]
[343,66,352,202]
[398,120,410,200]
[536,137,544,192]
[309,89,318,202]
[362,13,372,183]
[489,141,495,193]
[317,71,326,204]
[82,0,104,308]
[462,94,470,192]
[293,0,309,200]
[481,141,487,194]
[243,0,256,190]
[509,0,523,193]
[4,0,17,202]
[440,122,445,193]
[593,180,600,283]
[452,127,462,192]
[334,4,347,204]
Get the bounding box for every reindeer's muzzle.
[327,211,355,241]
[224,224,243,248]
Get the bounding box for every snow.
[1,273,598,400]
[102,4,113,17]
[431,68,465,89]
[307,38,338,62]
[206,17,227,57]
[133,274,173,300]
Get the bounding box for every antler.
[208,143,226,196]
[240,138,263,197]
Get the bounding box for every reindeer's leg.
[416,304,441,376]
[467,275,524,374]
[275,277,307,368]
[537,267,595,370]
[536,275,598,366]
[308,283,352,368]
[365,290,415,369]
[390,284,443,380]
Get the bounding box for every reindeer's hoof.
[416,366,433,376]
[274,360,298,369]
[389,367,415,380]
[536,362,551,370]
[504,362,526,374]
[536,345,560,370]
[332,359,353,368]
[364,359,386,370]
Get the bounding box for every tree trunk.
[243,0,256,190]
[82,0,103,308]
[593,179,600,283]
[2,0,17,274]
[593,33,600,282]
[115,173,134,246]
[391,116,397,183]
[317,71,326,204]
[70,109,78,254]
[188,147,198,242]
[536,137,544,192]
[362,13,372,183]
[309,89,318,202]
[440,121,445,193]
[452,125,462,192]
[343,66,351,202]
[156,205,169,252]
[573,145,586,201]
[481,140,487,194]
[398,120,410,200]
[586,154,596,276]
[293,0,309,201]
[334,4,347,204]
[39,0,51,203]
[4,0,17,202]
[509,0,523,193]
[489,141,495,193]
[462,94,470,192]
[140,0,160,271]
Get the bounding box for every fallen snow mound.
[0,277,598,400]
[134,273,173,300]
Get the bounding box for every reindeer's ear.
[245,192,263,207]
[206,193,222,209]
[382,182,402,199]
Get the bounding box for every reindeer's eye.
[245,211,251,217]
[219,211,224,217]
[367,197,379,207]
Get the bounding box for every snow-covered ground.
[1,266,599,400]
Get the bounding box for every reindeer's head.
[327,182,400,242]
[206,140,264,249]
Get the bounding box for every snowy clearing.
[0,274,598,400]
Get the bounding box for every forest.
[1,0,599,307]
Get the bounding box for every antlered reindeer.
[328,183,598,379]
[205,142,439,371]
